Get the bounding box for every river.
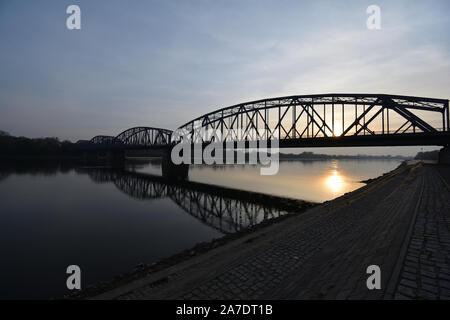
[0,158,401,299]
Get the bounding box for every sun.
[325,123,343,137]
[333,123,343,137]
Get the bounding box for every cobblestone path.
[393,166,450,299]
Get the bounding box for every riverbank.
[70,161,450,299]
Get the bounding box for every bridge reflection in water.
[78,167,313,234]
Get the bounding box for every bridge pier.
[162,147,189,180]
[439,147,450,164]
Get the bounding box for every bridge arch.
[173,94,449,146]
[113,127,172,147]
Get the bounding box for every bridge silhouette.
[85,127,173,150]
[77,168,311,234]
[81,94,449,150]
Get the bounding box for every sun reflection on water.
[326,170,344,193]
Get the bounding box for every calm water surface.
[137,159,402,202]
[0,159,400,299]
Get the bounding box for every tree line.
[0,131,77,157]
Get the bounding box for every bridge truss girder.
[114,127,172,148]
[175,94,449,146]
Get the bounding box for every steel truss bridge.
[79,168,308,233]
[82,94,450,150]
[84,127,173,150]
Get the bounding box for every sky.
[0,0,449,156]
